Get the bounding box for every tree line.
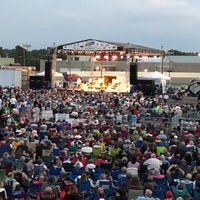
[0,45,48,71]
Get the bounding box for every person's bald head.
[145,189,152,197]
[100,174,106,180]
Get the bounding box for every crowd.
[0,86,200,200]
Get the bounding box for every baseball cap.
[166,191,173,198]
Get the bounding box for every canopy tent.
[141,71,171,93]
[36,71,63,77]
[142,71,171,80]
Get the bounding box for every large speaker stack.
[45,61,52,83]
[130,62,138,85]
[29,76,45,89]
[136,79,156,96]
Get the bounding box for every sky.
[1,0,200,52]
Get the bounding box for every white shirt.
[10,98,17,105]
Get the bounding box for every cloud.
[0,0,200,51]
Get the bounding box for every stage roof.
[56,39,161,56]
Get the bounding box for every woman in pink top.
[127,155,140,171]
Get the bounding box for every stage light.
[112,55,117,60]
[95,55,101,59]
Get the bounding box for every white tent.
[142,71,171,80]
[36,71,63,77]
[141,71,171,93]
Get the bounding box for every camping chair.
[126,167,138,176]
[110,168,121,184]
[52,148,60,156]
[27,181,43,198]
[156,146,166,156]
[49,166,62,177]
[172,186,188,200]
[185,182,193,195]
[92,146,102,158]
[153,176,167,185]
[42,155,53,167]
[69,167,85,182]
[77,179,92,199]
[128,189,143,200]
[152,184,169,200]
[92,168,104,182]
[118,176,128,192]
[99,180,114,200]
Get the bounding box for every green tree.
[0,47,6,57]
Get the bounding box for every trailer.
[0,69,22,88]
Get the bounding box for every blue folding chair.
[185,182,193,195]
[110,168,121,181]
[153,184,169,200]
[77,179,93,200]
[99,180,114,200]
[92,169,104,182]
[26,181,43,197]
[153,176,167,185]
[69,167,85,182]
[118,175,128,191]
[49,166,62,177]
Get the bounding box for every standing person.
[10,95,17,108]
[163,94,169,104]
[34,104,40,122]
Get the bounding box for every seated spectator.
[129,175,143,190]
[136,189,154,200]
[153,168,164,179]
[40,186,57,200]
[95,174,116,189]
[172,182,189,199]
[41,176,59,197]
[1,152,14,172]
[143,175,156,193]
[165,190,173,200]
[115,187,128,200]
[63,185,79,200]
[127,155,140,172]
[12,182,26,200]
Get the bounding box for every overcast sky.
[1,0,200,52]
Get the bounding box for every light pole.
[160,45,165,74]
[21,44,31,66]
[21,44,31,89]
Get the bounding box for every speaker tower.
[130,62,138,85]
[45,61,52,83]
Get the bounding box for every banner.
[55,113,69,121]
[41,110,53,120]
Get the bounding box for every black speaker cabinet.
[130,62,138,85]
[29,76,45,89]
[136,79,155,96]
[45,61,52,82]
